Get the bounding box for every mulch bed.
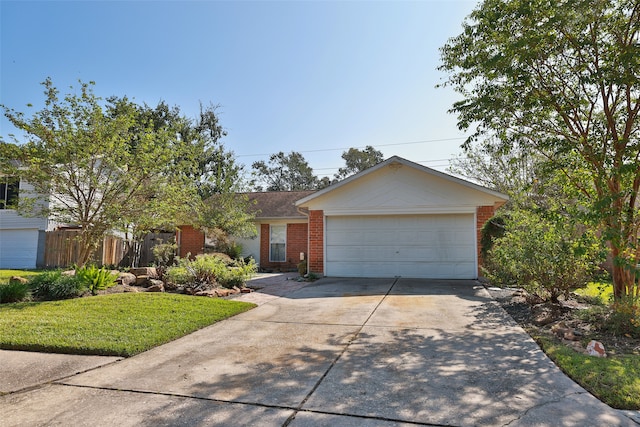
[486,286,640,356]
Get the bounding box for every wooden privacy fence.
[44,230,125,268]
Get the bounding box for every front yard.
[0,292,255,357]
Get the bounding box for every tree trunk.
[611,244,636,300]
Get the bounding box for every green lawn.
[0,293,255,357]
[575,281,613,304]
[535,335,640,409]
[0,269,43,284]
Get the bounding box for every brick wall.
[177,225,205,259]
[259,223,308,272]
[476,205,496,275]
[308,210,324,275]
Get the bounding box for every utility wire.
[235,137,466,158]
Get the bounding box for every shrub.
[0,281,30,303]
[606,297,640,338]
[578,298,640,338]
[218,259,257,288]
[152,238,178,280]
[29,271,85,300]
[165,266,191,285]
[165,254,256,291]
[484,209,604,302]
[76,265,118,295]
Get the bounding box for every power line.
[312,158,456,172]
[235,137,466,158]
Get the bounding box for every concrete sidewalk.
[2,276,638,426]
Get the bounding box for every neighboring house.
[0,176,50,269]
[180,156,508,279]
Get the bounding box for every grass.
[0,269,43,284]
[0,293,255,357]
[575,281,613,304]
[534,334,640,409]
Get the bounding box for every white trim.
[473,210,479,278]
[321,207,478,216]
[323,214,327,275]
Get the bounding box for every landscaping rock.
[136,275,150,286]
[214,288,233,297]
[195,289,217,297]
[9,276,28,284]
[586,340,607,357]
[62,270,75,276]
[117,272,137,286]
[123,286,140,293]
[148,279,164,287]
[146,282,164,292]
[129,267,158,279]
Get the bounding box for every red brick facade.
[308,210,324,275]
[259,222,308,272]
[178,205,497,277]
[476,205,496,275]
[177,225,205,259]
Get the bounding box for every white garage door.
[0,229,39,269]
[326,214,476,279]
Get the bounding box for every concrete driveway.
[1,277,637,426]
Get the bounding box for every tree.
[0,79,253,267]
[0,79,198,266]
[334,146,383,181]
[439,0,640,299]
[251,151,321,191]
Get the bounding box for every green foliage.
[606,298,640,338]
[0,281,30,303]
[29,271,85,301]
[334,146,383,181]
[439,0,640,299]
[164,266,191,286]
[151,238,178,267]
[0,293,255,357]
[217,259,257,289]
[485,209,604,302]
[575,281,613,306]
[1,81,250,268]
[479,216,506,260]
[165,254,256,290]
[251,151,322,191]
[76,265,117,296]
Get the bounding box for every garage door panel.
[325,214,476,279]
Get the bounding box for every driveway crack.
[501,391,590,427]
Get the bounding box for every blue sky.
[1,0,478,180]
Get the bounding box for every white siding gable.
[299,159,507,215]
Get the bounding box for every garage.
[296,156,509,279]
[0,229,40,269]
[325,214,476,279]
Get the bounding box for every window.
[0,176,19,209]
[269,224,286,262]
